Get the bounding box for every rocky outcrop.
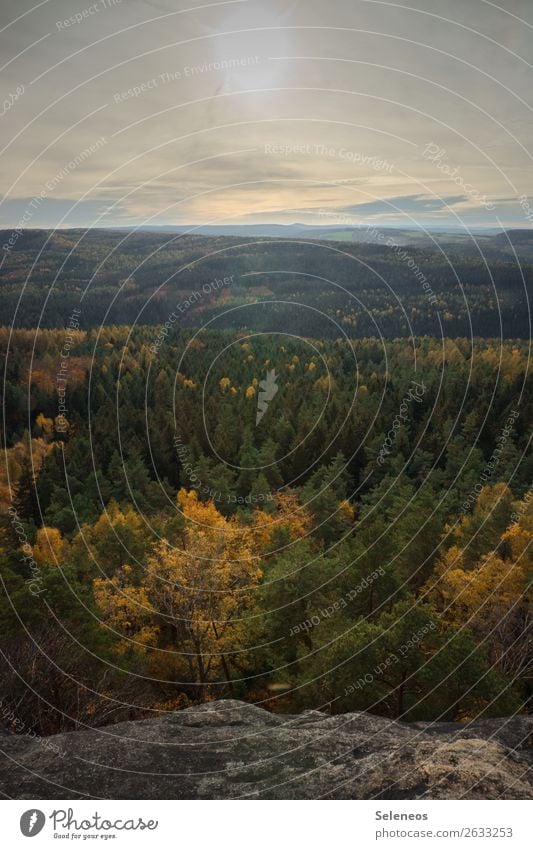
[0,700,531,799]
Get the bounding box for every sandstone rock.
[0,700,530,799]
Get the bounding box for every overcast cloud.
[1,0,532,229]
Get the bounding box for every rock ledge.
[0,700,531,799]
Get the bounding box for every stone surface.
[0,700,531,799]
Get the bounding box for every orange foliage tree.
[94,489,262,698]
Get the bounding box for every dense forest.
[1,228,531,338]
[0,311,531,734]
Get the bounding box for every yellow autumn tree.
[428,496,532,682]
[71,501,150,576]
[251,489,313,555]
[94,564,156,646]
[32,526,68,567]
[94,489,262,696]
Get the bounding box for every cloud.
[0,0,532,228]
[339,195,468,217]
[0,198,129,229]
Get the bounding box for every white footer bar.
[3,799,531,848]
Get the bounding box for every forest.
[0,308,531,734]
[1,228,531,338]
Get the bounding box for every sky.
[1,0,532,231]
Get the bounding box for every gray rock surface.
[0,700,531,799]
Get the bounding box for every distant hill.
[128,223,533,254]
[1,227,530,336]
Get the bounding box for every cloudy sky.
[1,0,532,230]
